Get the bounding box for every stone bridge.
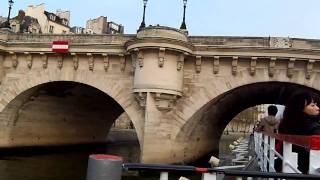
[0,26,320,164]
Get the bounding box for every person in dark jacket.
[278,91,320,174]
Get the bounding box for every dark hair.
[267,105,278,116]
[278,91,317,134]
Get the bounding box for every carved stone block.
[135,92,147,107]
[25,52,33,69]
[177,53,186,71]
[269,37,292,48]
[40,53,48,69]
[250,57,257,76]
[154,93,178,111]
[213,56,219,74]
[71,53,79,70]
[158,48,165,67]
[232,56,238,75]
[195,56,201,73]
[102,53,109,71]
[287,58,295,78]
[9,52,18,68]
[306,59,315,79]
[119,54,126,71]
[269,57,276,77]
[57,55,63,69]
[87,53,94,71]
[137,50,144,68]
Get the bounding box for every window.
[11,25,16,32]
[49,25,54,33]
[62,19,68,26]
[50,14,56,21]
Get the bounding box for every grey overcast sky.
[1,0,320,38]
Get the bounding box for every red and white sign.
[52,41,69,53]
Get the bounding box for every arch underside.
[0,69,143,149]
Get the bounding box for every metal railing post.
[263,134,269,171]
[269,136,275,172]
[202,172,217,180]
[309,150,320,174]
[257,133,263,169]
[282,141,298,173]
[254,132,258,154]
[86,154,123,180]
[160,172,169,180]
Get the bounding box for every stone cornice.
[2,28,320,60]
[125,38,194,53]
[192,47,320,61]
[1,31,135,44]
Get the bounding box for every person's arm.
[275,119,280,133]
[255,119,265,132]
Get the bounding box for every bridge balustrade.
[254,131,320,175]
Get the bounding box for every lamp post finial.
[139,0,148,30]
[180,0,187,30]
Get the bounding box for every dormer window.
[49,14,56,21]
[61,19,68,26]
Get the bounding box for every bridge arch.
[174,67,320,140]
[0,69,144,147]
[175,81,320,162]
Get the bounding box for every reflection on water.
[0,141,140,180]
[0,131,247,180]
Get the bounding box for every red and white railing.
[254,131,320,174]
[86,133,320,180]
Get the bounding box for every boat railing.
[254,131,320,175]
[86,152,320,180]
[122,162,320,180]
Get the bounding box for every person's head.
[304,99,319,116]
[278,91,320,134]
[267,105,278,116]
[284,91,319,118]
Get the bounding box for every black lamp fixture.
[4,0,14,28]
[139,0,148,29]
[180,0,187,30]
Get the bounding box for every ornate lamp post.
[4,0,14,28]
[139,0,148,29]
[180,0,187,30]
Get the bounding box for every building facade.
[85,16,107,34]
[9,10,41,34]
[85,16,124,34]
[25,4,70,34]
[0,16,6,24]
[107,21,124,34]
[71,26,85,34]
[224,106,261,133]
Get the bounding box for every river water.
[0,130,246,180]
